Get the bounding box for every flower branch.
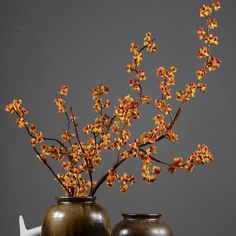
[5,1,221,197]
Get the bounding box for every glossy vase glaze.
[111,214,173,236]
[41,196,111,236]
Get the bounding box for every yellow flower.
[156,66,166,78]
[133,51,143,66]
[130,42,139,53]
[207,18,218,29]
[59,85,69,96]
[5,99,28,116]
[5,103,15,113]
[141,95,151,104]
[101,134,110,149]
[29,124,37,134]
[12,99,22,111]
[106,170,118,187]
[176,90,185,102]
[165,129,179,142]
[176,83,197,102]
[160,81,172,99]
[121,129,131,143]
[152,166,161,175]
[196,68,207,80]
[114,95,140,126]
[168,157,184,174]
[143,32,152,46]
[126,64,135,73]
[54,98,65,113]
[129,140,140,157]
[185,144,213,173]
[199,4,212,17]
[212,1,221,11]
[30,132,44,147]
[197,27,206,40]
[170,66,177,73]
[129,79,141,92]
[111,138,124,150]
[136,69,146,81]
[61,130,75,142]
[205,57,221,71]
[141,159,160,183]
[197,45,209,58]
[92,84,109,100]
[197,83,207,93]
[147,42,158,53]
[16,117,28,128]
[155,99,172,115]
[121,150,130,159]
[153,114,165,127]
[205,34,219,45]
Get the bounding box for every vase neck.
[56,196,96,204]
[122,213,162,221]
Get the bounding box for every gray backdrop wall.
[1,0,235,235]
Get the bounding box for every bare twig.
[33,147,71,196]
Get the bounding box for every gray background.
[0,0,235,235]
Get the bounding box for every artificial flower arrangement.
[5,1,221,198]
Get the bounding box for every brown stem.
[139,148,171,166]
[98,115,116,145]
[65,110,72,133]
[138,134,165,149]
[69,106,93,194]
[106,116,116,133]
[90,158,126,196]
[90,142,172,197]
[15,111,72,160]
[138,38,156,53]
[69,107,84,152]
[150,155,170,166]
[33,147,71,196]
[169,101,186,130]
[168,111,174,124]
[138,102,186,149]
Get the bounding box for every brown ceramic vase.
[111,213,173,236]
[41,196,111,236]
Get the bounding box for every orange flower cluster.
[92,84,110,114]
[114,95,140,126]
[156,66,177,99]
[176,83,207,102]
[5,1,221,197]
[185,144,213,172]
[155,99,172,115]
[141,156,161,183]
[168,144,213,174]
[54,85,69,113]
[106,170,136,192]
[5,99,28,116]
[196,1,221,80]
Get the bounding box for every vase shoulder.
[112,213,173,236]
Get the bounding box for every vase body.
[41,196,111,236]
[111,214,173,236]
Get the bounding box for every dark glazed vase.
[41,196,111,236]
[111,214,173,236]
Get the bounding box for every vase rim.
[56,196,96,203]
[122,213,162,220]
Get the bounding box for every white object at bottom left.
[19,215,41,236]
